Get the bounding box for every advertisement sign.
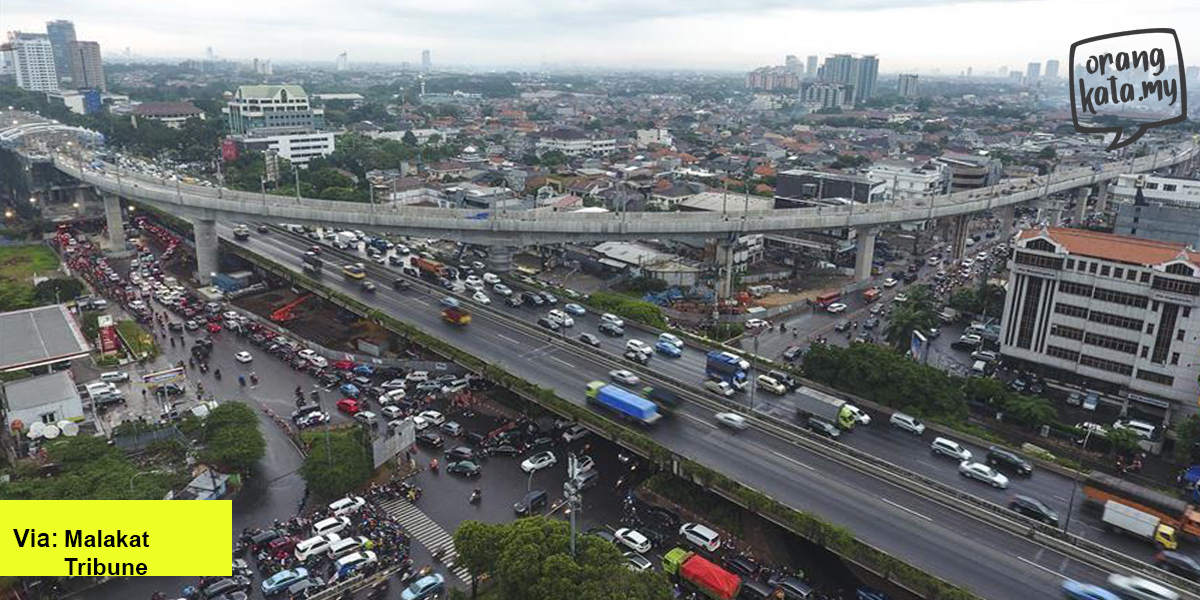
[141,366,186,385]
[221,139,239,162]
[97,315,119,354]
[910,330,929,364]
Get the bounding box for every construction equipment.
[270,294,312,323]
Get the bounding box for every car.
[207,322,222,333]
[610,369,640,386]
[986,446,1032,476]
[958,461,1009,488]
[185,319,200,331]
[361,281,377,293]
[826,302,848,313]
[599,321,624,337]
[890,412,925,435]
[715,412,748,430]
[439,296,459,308]
[623,550,653,571]
[1008,495,1059,526]
[756,375,787,395]
[445,446,477,462]
[952,333,983,349]
[447,460,482,477]
[521,450,557,473]
[336,398,360,414]
[486,444,521,457]
[931,437,972,461]
[464,276,484,291]
[296,411,330,428]
[521,291,544,306]
[514,489,548,515]
[704,379,734,397]
[1105,574,1179,600]
[614,528,652,554]
[440,421,464,437]
[808,418,842,439]
[745,318,771,330]
[863,317,880,330]
[312,516,350,537]
[834,320,852,333]
[547,308,574,328]
[626,339,650,355]
[537,316,561,331]
[561,424,590,443]
[578,333,601,347]
[410,415,430,431]
[472,291,491,305]
[505,295,523,308]
[564,303,587,316]
[539,291,558,305]
[261,568,309,596]
[482,272,501,285]
[354,411,378,426]
[418,410,445,426]
[971,349,999,363]
[234,351,253,363]
[679,522,722,552]
[401,573,446,600]
[883,277,898,288]
[1060,580,1123,600]
[782,345,804,362]
[844,404,871,425]
[893,293,909,303]
[493,283,513,297]
[328,496,366,516]
[1155,551,1200,580]
[769,574,814,600]
[601,313,625,327]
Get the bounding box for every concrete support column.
[853,228,878,283]
[951,215,969,261]
[1075,188,1089,225]
[487,245,516,273]
[102,192,125,253]
[194,217,219,286]
[998,204,1016,243]
[716,240,736,299]
[1095,184,1109,214]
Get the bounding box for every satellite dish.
[60,421,80,437]
[43,425,60,439]
[29,421,46,437]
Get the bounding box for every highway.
[226,224,1123,600]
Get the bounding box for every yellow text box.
[0,500,232,576]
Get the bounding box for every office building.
[785,55,802,76]
[1044,59,1060,80]
[1000,227,1200,413]
[1026,62,1041,84]
[855,55,879,100]
[775,169,885,207]
[223,84,333,165]
[897,74,920,98]
[934,153,1003,191]
[1111,174,1200,248]
[336,51,348,71]
[45,20,75,85]
[819,53,879,103]
[536,128,616,157]
[805,55,818,79]
[745,66,800,91]
[68,40,104,92]
[869,159,950,202]
[48,89,101,115]
[421,49,431,72]
[5,32,58,92]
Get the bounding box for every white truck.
[334,231,358,248]
[1101,500,1177,548]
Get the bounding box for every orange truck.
[414,257,445,279]
[441,306,471,326]
[1083,472,1200,545]
[863,287,881,303]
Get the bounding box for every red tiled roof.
[1020,227,1200,266]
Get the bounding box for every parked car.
[614,528,652,554]
[521,451,557,473]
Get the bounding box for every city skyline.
[5,0,1199,72]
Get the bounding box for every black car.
[445,446,477,461]
[863,318,880,330]
[168,321,184,332]
[1156,551,1200,580]
[1007,494,1058,526]
[514,489,547,515]
[539,291,558,305]
[447,460,481,478]
[154,383,186,397]
[587,528,616,544]
[416,431,445,448]
[243,529,280,552]
[201,577,250,599]
[537,317,561,332]
[256,224,270,233]
[464,431,488,447]
[392,278,411,290]
[722,554,763,577]
[782,345,804,362]
[834,321,851,332]
[598,321,624,337]
[486,444,521,457]
[807,418,841,439]
[505,296,523,308]
[578,333,601,347]
[986,446,1033,476]
[522,292,544,307]
[768,574,813,600]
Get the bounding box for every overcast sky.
[6,0,1200,73]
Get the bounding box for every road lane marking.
[1016,556,1062,577]
[551,356,574,368]
[680,413,717,429]
[497,334,520,344]
[770,450,815,471]
[881,498,933,522]
[1052,495,1070,504]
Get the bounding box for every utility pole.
[294,165,301,202]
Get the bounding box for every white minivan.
[99,371,130,383]
[889,412,925,435]
[312,516,350,537]
[295,533,341,561]
[679,523,722,552]
[658,332,683,348]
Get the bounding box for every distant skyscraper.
[7,32,59,92]
[1026,62,1041,84]
[897,74,920,98]
[785,54,802,76]
[45,19,75,84]
[820,53,879,103]
[68,40,105,92]
[806,55,818,79]
[1010,70,1024,85]
[336,51,348,71]
[1044,59,1060,80]
[421,49,431,72]
[206,46,214,60]
[855,55,879,100]
[967,66,973,77]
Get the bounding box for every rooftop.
[0,305,91,372]
[2,371,79,413]
[679,191,775,213]
[1020,227,1200,268]
[132,101,203,117]
[233,84,309,102]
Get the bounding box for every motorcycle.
[214,369,221,381]
[469,488,481,504]
[238,375,246,387]
[249,372,259,385]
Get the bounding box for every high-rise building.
[45,20,75,85]
[897,74,920,98]
[421,49,431,72]
[785,54,802,76]
[819,53,879,103]
[206,46,215,60]
[806,55,818,79]
[68,40,104,92]
[223,84,334,165]
[1044,59,1060,80]
[855,55,879,100]
[1026,62,1041,84]
[6,32,59,92]
[336,51,348,71]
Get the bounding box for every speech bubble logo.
[1070,28,1187,151]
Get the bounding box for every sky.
[5,0,1200,73]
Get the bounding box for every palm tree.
[885,289,938,353]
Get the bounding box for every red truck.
[862,287,881,303]
[663,548,748,600]
[414,257,445,279]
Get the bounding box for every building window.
[1152,276,1200,296]
[1079,353,1134,376]
[1136,369,1175,386]
[1114,267,1124,279]
[1092,287,1149,308]
[1067,259,1075,270]
[1101,266,1111,277]
[1016,277,1044,349]
[1141,346,1149,358]
[1083,332,1139,355]
[1146,182,1159,190]
[1163,184,1178,192]
[1142,272,1152,283]
[1089,263,1099,274]
[1127,270,1138,281]
[39,412,57,424]
[1014,251,1063,270]
[1051,324,1085,341]
[1059,281,1094,297]
[1046,345,1080,362]
[1166,263,1196,276]
[1178,329,1186,341]
[1087,310,1143,331]
[1077,261,1087,272]
[1151,303,1180,364]
[1055,303,1090,319]
[1172,352,1180,365]
[1185,307,1192,318]
[1026,239,1056,252]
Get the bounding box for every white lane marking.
[1017,556,1063,577]
[551,356,574,368]
[681,413,717,430]
[770,450,815,471]
[881,498,933,522]
[409,298,428,306]
[497,334,520,345]
[1052,495,1070,504]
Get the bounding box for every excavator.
[270,294,312,323]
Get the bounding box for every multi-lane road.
[222,224,1164,600]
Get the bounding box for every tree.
[1106,427,1142,456]
[801,342,966,421]
[200,402,265,472]
[1001,395,1056,429]
[540,151,568,167]
[884,303,937,352]
[301,427,375,500]
[1173,415,1200,464]
[402,130,418,146]
[453,517,671,600]
[33,277,84,305]
[0,436,180,500]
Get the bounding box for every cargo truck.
[705,351,748,391]
[302,252,323,274]
[442,306,471,326]
[863,287,881,303]
[662,548,744,600]
[794,387,857,430]
[414,257,446,280]
[1101,500,1178,549]
[1083,472,1200,542]
[585,381,662,425]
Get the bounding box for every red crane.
[270,294,312,323]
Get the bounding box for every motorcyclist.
[470,488,481,503]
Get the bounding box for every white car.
[756,375,787,395]
[610,370,640,386]
[1106,574,1179,600]
[958,461,1009,488]
[482,273,501,285]
[826,303,848,314]
[548,309,574,327]
[626,339,650,355]
[882,277,898,288]
[520,450,557,473]
[411,415,430,431]
[328,495,366,516]
[493,284,513,297]
[464,276,484,291]
[745,318,770,330]
[381,405,404,419]
[715,412,748,430]
[890,412,925,435]
[625,552,652,572]
[406,370,430,383]
[614,528,652,554]
[418,410,445,426]
[234,351,253,363]
[931,437,972,461]
[601,313,625,328]
[844,404,871,425]
[472,291,491,305]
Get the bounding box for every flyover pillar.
[1095,184,1109,214]
[716,240,736,299]
[951,215,970,261]
[194,217,219,286]
[1075,188,1089,225]
[102,192,126,253]
[853,228,878,283]
[998,204,1016,243]
[487,246,516,273]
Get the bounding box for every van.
[99,371,129,383]
[441,378,469,394]
[294,533,340,561]
[889,412,925,435]
[85,382,116,398]
[1114,419,1157,440]
[334,551,377,577]
[971,360,988,376]
[327,536,367,560]
[704,379,734,397]
[601,313,625,328]
[930,437,972,461]
[679,522,722,552]
[756,375,787,396]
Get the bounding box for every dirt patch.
[235,288,397,354]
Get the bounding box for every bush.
[588,291,667,328]
[704,322,742,342]
[200,403,265,472]
[301,427,374,500]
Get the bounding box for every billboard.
[910,330,930,364]
[221,139,239,162]
[97,315,120,354]
[142,366,186,385]
[371,418,415,469]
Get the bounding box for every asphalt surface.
[226,225,1127,600]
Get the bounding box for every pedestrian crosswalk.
[378,498,473,585]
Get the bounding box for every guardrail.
[258,226,1200,598]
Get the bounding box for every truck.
[585,381,662,426]
[441,306,471,326]
[705,351,748,391]
[1083,472,1200,543]
[302,252,323,274]
[1101,500,1178,549]
[334,231,358,248]
[414,257,445,280]
[662,548,743,600]
[862,287,881,303]
[793,387,857,430]
[233,225,251,240]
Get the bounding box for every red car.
[266,536,299,558]
[336,398,360,414]
[309,245,322,254]
[332,360,355,371]
[206,322,222,334]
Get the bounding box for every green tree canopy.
[802,342,966,422]
[301,427,374,500]
[33,277,84,305]
[0,437,180,500]
[199,402,265,472]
